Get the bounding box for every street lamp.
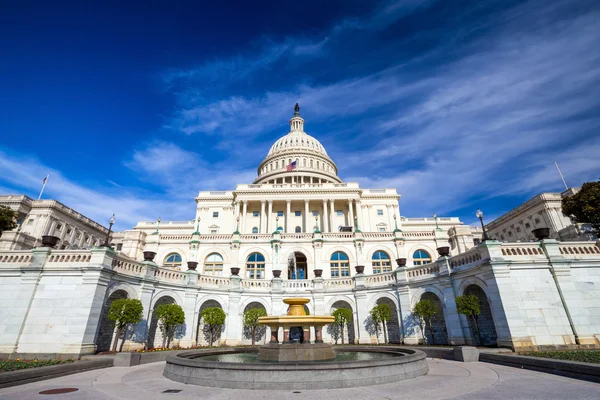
[103,214,116,247]
[476,209,490,241]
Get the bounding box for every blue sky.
[1,0,599,230]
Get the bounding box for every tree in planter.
[155,303,185,348]
[370,303,392,344]
[0,205,18,236]
[412,299,438,345]
[107,298,143,352]
[243,307,267,345]
[562,181,600,235]
[332,308,353,345]
[201,307,226,347]
[455,295,482,345]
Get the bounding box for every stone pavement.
[0,358,598,400]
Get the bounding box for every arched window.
[204,253,223,276]
[412,250,431,266]
[310,159,314,168]
[295,226,302,233]
[246,253,265,279]
[164,253,182,268]
[330,251,350,278]
[252,227,258,234]
[372,250,391,274]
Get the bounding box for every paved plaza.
[1,358,599,399]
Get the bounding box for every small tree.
[413,299,438,345]
[107,298,143,352]
[243,307,267,345]
[332,308,353,345]
[455,295,482,345]
[370,303,392,344]
[0,205,18,236]
[155,303,185,348]
[201,307,226,347]
[562,181,600,234]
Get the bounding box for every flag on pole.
[42,176,48,184]
[286,161,297,171]
[38,174,49,200]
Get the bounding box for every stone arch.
[373,296,401,344]
[239,298,271,315]
[329,300,356,345]
[95,289,129,352]
[241,301,268,345]
[324,246,356,265]
[463,284,498,346]
[197,299,225,346]
[148,295,176,349]
[281,247,313,264]
[197,248,231,264]
[240,248,272,264]
[157,247,187,267]
[420,292,448,345]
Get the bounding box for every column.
[260,200,266,233]
[348,199,354,228]
[241,200,248,234]
[46,219,58,236]
[69,227,78,247]
[322,200,329,232]
[388,205,395,232]
[267,200,273,232]
[286,200,292,233]
[235,202,241,231]
[304,200,310,232]
[330,200,335,232]
[356,200,364,231]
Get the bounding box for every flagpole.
[554,161,568,190]
[38,174,49,200]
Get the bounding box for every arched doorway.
[329,300,355,344]
[464,285,498,346]
[96,290,128,352]
[197,300,224,346]
[242,302,267,345]
[288,252,308,279]
[148,296,175,349]
[421,292,448,345]
[376,298,401,344]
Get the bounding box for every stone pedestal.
[257,343,335,362]
[453,346,479,362]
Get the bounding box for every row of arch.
[260,156,335,176]
[160,249,434,277]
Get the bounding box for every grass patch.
[520,350,600,364]
[0,359,74,372]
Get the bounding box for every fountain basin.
[163,346,429,390]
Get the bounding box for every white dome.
[267,131,328,157]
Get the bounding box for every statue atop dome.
[294,103,300,116]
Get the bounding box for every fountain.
[163,298,428,390]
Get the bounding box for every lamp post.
[476,209,490,241]
[103,214,116,247]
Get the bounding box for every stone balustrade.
[500,243,545,257]
[240,279,272,289]
[198,275,231,288]
[365,272,396,285]
[47,251,92,263]
[0,251,32,264]
[323,277,354,290]
[559,242,600,257]
[449,248,483,269]
[406,263,440,279]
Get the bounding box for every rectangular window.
[295,211,301,217]
[213,212,219,218]
[210,229,217,234]
[379,227,386,232]
[336,210,343,216]
[377,209,384,216]
[525,223,531,229]
[253,211,259,217]
[277,211,284,217]
[116,243,123,251]
[312,211,319,216]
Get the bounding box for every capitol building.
[0,105,599,359]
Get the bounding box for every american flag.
[42,176,48,184]
[286,160,297,171]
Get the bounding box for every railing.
[198,275,231,288]
[322,233,354,239]
[0,251,33,264]
[559,242,600,257]
[154,266,186,282]
[500,243,545,257]
[365,272,395,286]
[47,251,92,263]
[160,234,193,241]
[324,277,353,289]
[362,232,394,239]
[240,234,271,241]
[241,279,272,289]
[283,280,313,290]
[406,264,440,278]
[280,233,313,240]
[112,256,144,275]
[403,232,435,238]
[450,248,483,269]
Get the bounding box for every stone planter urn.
[230,267,240,276]
[437,246,450,257]
[143,251,156,261]
[187,261,198,271]
[272,270,282,278]
[41,235,60,248]
[395,258,407,267]
[532,227,550,240]
[314,269,323,278]
[355,265,365,274]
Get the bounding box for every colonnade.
[43,216,100,248]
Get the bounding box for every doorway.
[288,252,308,279]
